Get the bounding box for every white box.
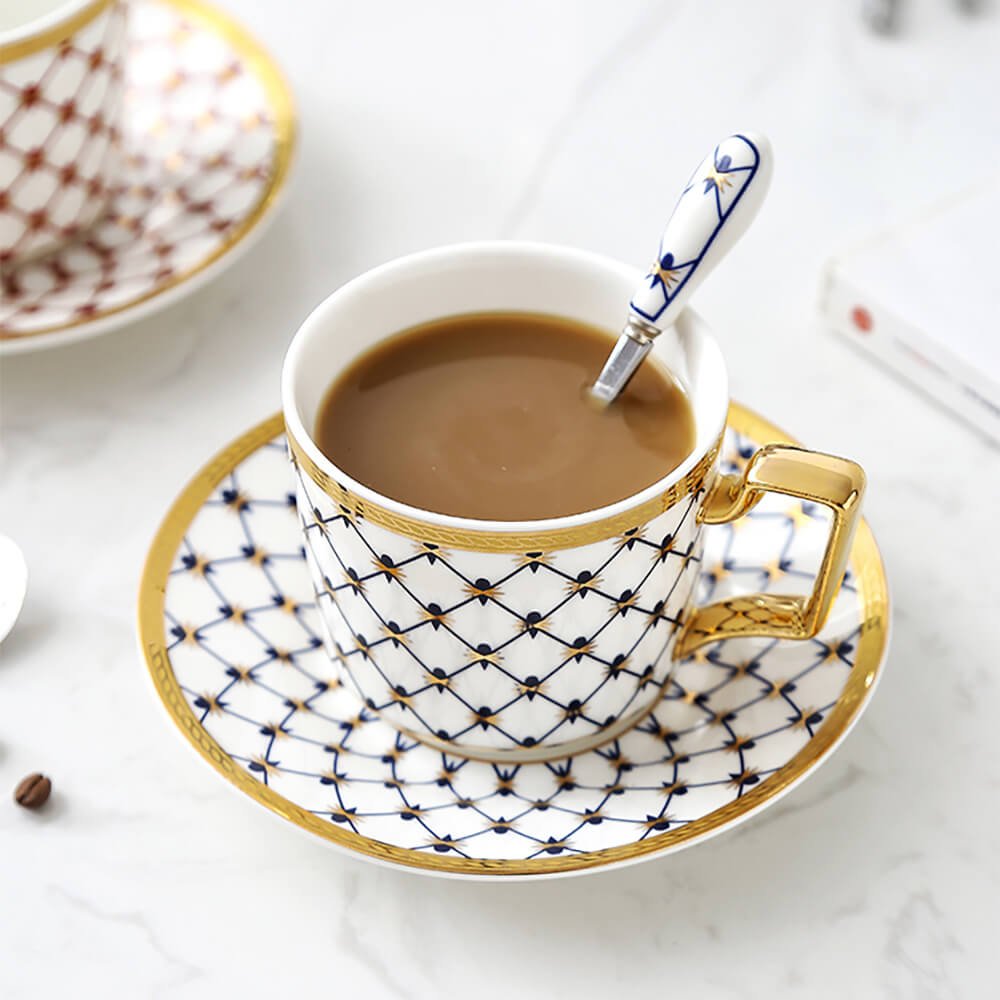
[820,185,1000,443]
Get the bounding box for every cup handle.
[675,445,866,659]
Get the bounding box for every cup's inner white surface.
[0,0,81,34]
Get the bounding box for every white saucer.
[0,0,295,353]
[138,404,889,879]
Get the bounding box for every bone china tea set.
[3,0,888,878]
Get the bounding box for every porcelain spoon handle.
[591,132,773,404]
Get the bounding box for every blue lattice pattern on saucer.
[162,428,859,862]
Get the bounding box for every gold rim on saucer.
[137,402,889,876]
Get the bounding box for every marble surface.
[2,0,998,996]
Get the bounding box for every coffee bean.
[14,772,51,810]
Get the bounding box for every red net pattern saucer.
[0,1,127,264]
[0,0,295,351]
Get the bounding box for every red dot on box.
[851,306,873,333]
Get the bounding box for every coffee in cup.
[313,310,696,521]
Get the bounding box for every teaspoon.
[591,132,773,405]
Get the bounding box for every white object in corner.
[0,535,28,644]
[821,183,1000,443]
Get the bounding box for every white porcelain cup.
[282,242,865,762]
[0,0,127,267]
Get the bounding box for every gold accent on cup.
[287,428,722,554]
[137,404,889,877]
[676,445,866,657]
[0,0,112,62]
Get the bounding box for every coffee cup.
[0,0,127,267]
[281,242,865,762]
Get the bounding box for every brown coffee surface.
[314,312,695,520]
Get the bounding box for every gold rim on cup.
[287,427,722,554]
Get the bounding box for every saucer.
[138,403,888,878]
[0,0,295,353]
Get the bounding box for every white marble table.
[2,0,998,996]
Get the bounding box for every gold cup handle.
[675,445,867,659]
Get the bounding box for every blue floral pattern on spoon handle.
[630,133,772,326]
